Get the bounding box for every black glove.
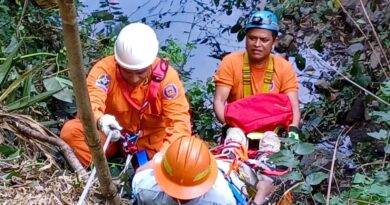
[288,125,301,141]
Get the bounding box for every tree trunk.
[57,0,122,204]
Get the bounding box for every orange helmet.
[153,136,218,200]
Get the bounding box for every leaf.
[380,81,390,96]
[7,149,21,160]
[313,38,324,53]
[112,11,123,15]
[372,111,390,123]
[306,172,328,185]
[313,192,326,204]
[237,29,246,42]
[4,36,19,54]
[21,65,34,104]
[353,173,367,184]
[43,77,74,103]
[268,150,299,168]
[329,195,344,205]
[351,62,364,76]
[367,129,388,140]
[0,144,18,157]
[374,171,389,183]
[349,37,365,43]
[230,23,242,33]
[356,19,366,24]
[226,9,232,16]
[0,65,38,102]
[294,182,313,194]
[4,89,62,112]
[353,75,371,88]
[368,183,389,197]
[92,11,114,21]
[295,54,306,71]
[0,38,21,87]
[0,171,19,181]
[282,171,303,182]
[293,142,315,155]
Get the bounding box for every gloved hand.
[288,125,301,141]
[98,114,123,142]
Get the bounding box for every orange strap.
[224,159,242,177]
[243,53,274,97]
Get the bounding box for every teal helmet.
[245,10,279,33]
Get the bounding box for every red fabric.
[148,60,168,114]
[224,93,293,134]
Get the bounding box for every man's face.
[120,66,150,86]
[245,29,276,63]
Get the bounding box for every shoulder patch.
[163,83,178,100]
[96,74,110,92]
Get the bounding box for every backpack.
[224,93,293,134]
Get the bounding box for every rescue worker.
[132,136,276,205]
[213,10,301,140]
[60,22,191,166]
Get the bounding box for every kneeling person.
[132,136,235,204]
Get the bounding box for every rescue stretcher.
[208,126,293,205]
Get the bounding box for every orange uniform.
[60,56,191,166]
[214,51,298,102]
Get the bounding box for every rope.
[77,131,113,205]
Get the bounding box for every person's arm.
[286,91,301,127]
[136,158,154,173]
[213,53,236,124]
[86,57,112,122]
[214,86,231,124]
[160,68,191,151]
[251,179,276,205]
[277,57,300,127]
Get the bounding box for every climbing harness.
[242,52,274,97]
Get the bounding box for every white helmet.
[114,22,159,70]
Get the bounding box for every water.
[80,0,245,81]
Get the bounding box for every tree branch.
[57,0,121,204]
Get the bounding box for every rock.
[347,43,365,55]
[300,148,332,175]
[348,123,387,156]
[340,0,359,9]
[359,53,366,61]
[372,10,385,23]
[344,96,365,125]
[369,47,381,69]
[297,31,304,38]
[314,79,331,90]
[303,33,319,47]
[275,34,294,53]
